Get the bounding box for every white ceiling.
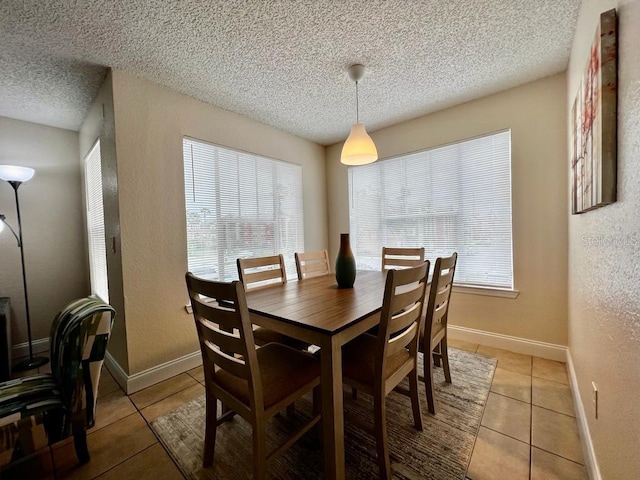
[0,0,581,145]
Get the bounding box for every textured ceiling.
[0,0,581,145]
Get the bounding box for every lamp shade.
[0,165,35,183]
[340,124,378,165]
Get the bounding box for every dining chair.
[294,250,330,280]
[0,296,115,467]
[237,255,308,350]
[419,252,457,414]
[342,261,430,479]
[185,273,321,479]
[381,246,425,270]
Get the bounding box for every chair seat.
[0,375,62,425]
[342,334,411,387]
[215,343,320,410]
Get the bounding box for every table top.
[245,270,388,334]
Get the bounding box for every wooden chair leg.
[373,394,391,480]
[72,423,90,464]
[432,343,442,367]
[203,391,218,467]
[441,338,451,383]
[424,349,436,415]
[408,368,423,430]
[253,421,267,480]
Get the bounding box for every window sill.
[453,285,519,299]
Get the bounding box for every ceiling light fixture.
[341,64,378,166]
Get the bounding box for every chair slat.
[382,247,425,270]
[205,343,250,380]
[238,255,287,291]
[387,322,418,355]
[295,250,330,280]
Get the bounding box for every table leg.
[320,336,345,480]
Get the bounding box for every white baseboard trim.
[566,350,601,480]
[448,325,567,362]
[12,337,49,359]
[104,350,202,395]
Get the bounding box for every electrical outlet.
[592,381,598,419]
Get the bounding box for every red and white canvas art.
[571,9,617,214]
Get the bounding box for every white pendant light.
[341,64,378,165]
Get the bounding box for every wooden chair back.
[420,252,457,414]
[381,247,425,270]
[295,250,330,280]
[424,253,457,338]
[185,273,262,415]
[376,262,430,391]
[237,254,287,292]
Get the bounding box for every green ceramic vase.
[335,233,356,288]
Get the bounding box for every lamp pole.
[0,166,48,371]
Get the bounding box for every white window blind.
[183,138,304,282]
[349,130,513,289]
[83,140,109,302]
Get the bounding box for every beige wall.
[79,72,129,372]
[0,116,88,347]
[567,1,640,478]
[327,74,568,345]
[110,70,328,374]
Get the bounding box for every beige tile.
[130,373,198,409]
[490,367,532,403]
[448,338,479,352]
[532,406,584,464]
[532,377,575,416]
[94,443,184,480]
[53,413,157,479]
[481,392,531,443]
[476,346,532,376]
[531,447,588,480]
[141,383,205,421]
[532,357,568,385]
[98,369,123,398]
[187,365,205,383]
[467,427,529,480]
[94,390,138,431]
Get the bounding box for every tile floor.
[3,343,588,480]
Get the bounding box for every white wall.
[567,1,640,478]
[110,70,328,374]
[0,116,88,349]
[327,74,569,346]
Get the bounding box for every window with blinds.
[183,138,304,282]
[349,130,513,289]
[83,140,109,302]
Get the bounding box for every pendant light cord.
[355,81,359,123]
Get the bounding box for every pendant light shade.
[340,64,378,166]
[341,123,378,165]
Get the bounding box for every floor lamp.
[0,165,48,371]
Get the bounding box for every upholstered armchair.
[0,296,116,467]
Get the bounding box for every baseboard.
[566,350,601,480]
[448,325,567,362]
[104,350,202,395]
[12,337,49,359]
[103,351,129,392]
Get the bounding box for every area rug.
[150,348,496,479]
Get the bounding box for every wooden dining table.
[244,269,389,480]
